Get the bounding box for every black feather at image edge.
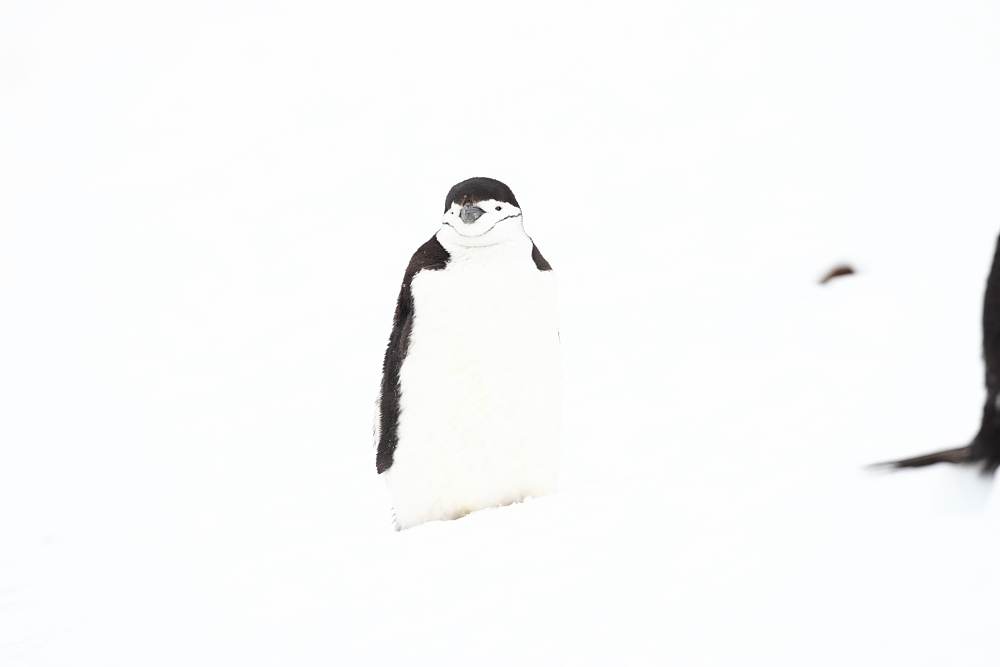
[875,233,1000,475]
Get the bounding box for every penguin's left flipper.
[868,445,974,470]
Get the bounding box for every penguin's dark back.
[983,235,1000,395]
[975,234,1000,471]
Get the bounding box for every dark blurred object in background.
[819,264,856,285]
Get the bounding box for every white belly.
[384,243,561,530]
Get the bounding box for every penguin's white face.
[439,199,523,247]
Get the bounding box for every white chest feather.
[383,235,561,530]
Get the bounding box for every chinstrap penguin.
[875,232,1000,474]
[375,177,561,530]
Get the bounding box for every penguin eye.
[495,206,502,211]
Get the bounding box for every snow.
[2,1,1000,664]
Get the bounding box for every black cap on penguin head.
[444,177,520,212]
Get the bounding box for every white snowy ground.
[2,1,1000,664]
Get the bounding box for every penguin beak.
[459,203,485,224]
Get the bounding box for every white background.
[2,1,999,664]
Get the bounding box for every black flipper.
[871,446,973,470]
[973,232,1000,473]
[531,242,552,271]
[877,233,1000,475]
[376,235,450,474]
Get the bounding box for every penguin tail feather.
[868,446,974,470]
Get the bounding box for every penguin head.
[439,177,523,247]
